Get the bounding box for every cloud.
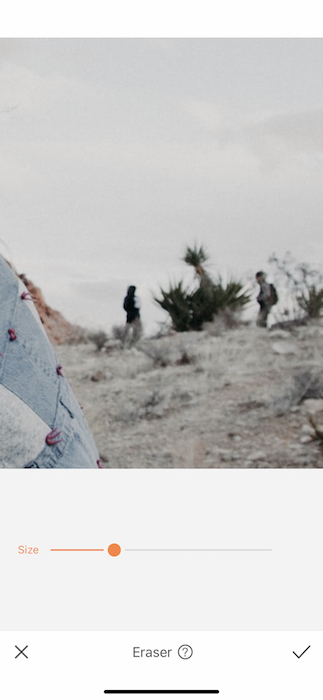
[260,110,323,149]
[184,98,225,132]
[1,39,323,334]
[241,109,323,173]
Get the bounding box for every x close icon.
[15,645,28,659]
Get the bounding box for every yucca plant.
[183,245,210,282]
[155,246,251,332]
[189,283,215,329]
[155,281,192,332]
[213,277,251,312]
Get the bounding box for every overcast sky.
[1,38,323,333]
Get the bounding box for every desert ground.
[56,319,323,468]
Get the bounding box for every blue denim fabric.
[0,256,100,468]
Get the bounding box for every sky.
[1,38,323,334]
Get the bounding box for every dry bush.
[64,325,90,345]
[204,308,241,336]
[112,325,127,342]
[308,416,323,449]
[138,391,162,418]
[275,369,323,414]
[142,344,171,367]
[150,322,173,339]
[176,351,191,365]
[88,330,108,351]
[269,252,323,320]
[218,307,242,328]
[292,370,323,403]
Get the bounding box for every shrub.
[308,416,323,449]
[297,285,323,317]
[293,370,323,403]
[142,344,171,367]
[269,252,323,319]
[156,281,192,332]
[112,325,126,342]
[88,330,108,351]
[275,369,323,414]
[155,245,251,332]
[64,325,90,345]
[176,351,191,365]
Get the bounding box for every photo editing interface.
[1,469,322,699]
[2,32,323,700]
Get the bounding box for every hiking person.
[123,285,142,344]
[255,271,277,327]
[0,254,102,468]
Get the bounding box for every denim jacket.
[0,256,100,468]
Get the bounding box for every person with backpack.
[255,271,278,327]
[123,285,142,344]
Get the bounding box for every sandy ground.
[56,321,323,468]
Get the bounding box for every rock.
[299,435,313,444]
[229,453,241,461]
[153,405,167,418]
[217,450,234,463]
[247,450,267,461]
[19,272,84,345]
[300,423,314,435]
[272,341,298,355]
[90,371,106,382]
[105,339,123,352]
[302,399,323,414]
[292,455,311,466]
[228,431,241,441]
[297,326,323,339]
[269,330,292,339]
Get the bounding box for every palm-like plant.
[155,281,192,332]
[183,245,208,266]
[155,246,251,332]
[183,245,209,280]
[213,277,251,311]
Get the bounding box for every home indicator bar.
[103,692,220,695]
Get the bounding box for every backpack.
[269,283,278,306]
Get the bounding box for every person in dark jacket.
[123,285,142,344]
[255,271,273,327]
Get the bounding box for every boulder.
[272,341,298,355]
[19,273,83,345]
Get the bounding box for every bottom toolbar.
[0,631,321,700]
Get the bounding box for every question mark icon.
[178,644,193,659]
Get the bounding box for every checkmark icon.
[293,645,311,659]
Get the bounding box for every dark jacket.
[123,286,140,324]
